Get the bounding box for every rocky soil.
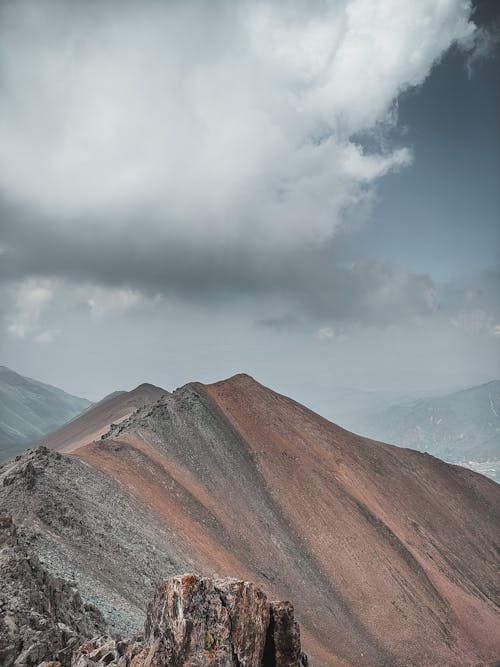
[0,447,190,636]
[0,512,106,666]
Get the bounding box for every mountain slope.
[4,374,500,666]
[358,380,500,477]
[39,382,166,452]
[308,386,433,434]
[0,366,91,461]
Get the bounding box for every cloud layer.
[1,0,495,348]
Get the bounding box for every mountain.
[311,386,433,433]
[38,381,166,452]
[358,380,500,481]
[3,373,498,666]
[0,366,91,462]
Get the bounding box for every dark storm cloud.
[3,199,495,334]
[0,198,436,323]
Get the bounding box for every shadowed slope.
[40,382,166,452]
[68,374,500,666]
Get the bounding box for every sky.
[0,0,499,415]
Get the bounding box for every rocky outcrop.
[0,512,107,667]
[0,522,307,667]
[71,575,307,666]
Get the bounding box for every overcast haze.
[0,0,498,413]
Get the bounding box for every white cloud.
[86,287,144,320]
[450,309,499,336]
[465,24,500,77]
[0,0,477,248]
[2,278,157,342]
[318,326,336,340]
[4,278,54,340]
[34,329,61,344]
[316,325,351,341]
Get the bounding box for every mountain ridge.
[39,381,167,453]
[22,372,500,666]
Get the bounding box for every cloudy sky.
[0,0,498,416]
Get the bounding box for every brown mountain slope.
[39,382,166,452]
[8,374,500,666]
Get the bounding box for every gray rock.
[140,575,270,665]
[0,512,107,667]
[72,575,308,666]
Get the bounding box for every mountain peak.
[132,381,167,395]
[208,372,259,389]
[35,381,167,454]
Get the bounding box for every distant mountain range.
[0,366,91,462]
[2,373,498,666]
[357,380,500,481]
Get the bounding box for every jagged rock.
[71,636,144,667]
[0,512,107,667]
[1,500,307,667]
[138,575,270,665]
[267,602,308,667]
[70,575,308,667]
